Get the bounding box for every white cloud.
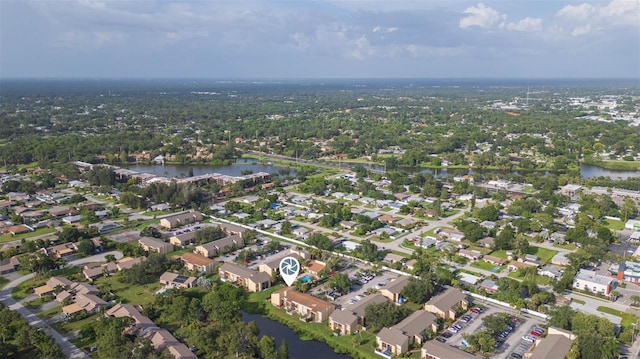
[556,0,640,35]
[459,3,504,29]
[372,26,398,33]
[506,17,543,32]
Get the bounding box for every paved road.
[0,251,123,359]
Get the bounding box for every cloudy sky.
[1,0,639,79]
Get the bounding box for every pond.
[126,159,296,178]
[241,312,351,359]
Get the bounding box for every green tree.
[400,277,436,303]
[259,335,278,359]
[76,239,95,257]
[326,273,352,293]
[278,339,289,359]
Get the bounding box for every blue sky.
[1,0,638,79]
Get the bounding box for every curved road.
[0,251,123,359]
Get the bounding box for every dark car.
[436,337,447,343]
[510,353,522,359]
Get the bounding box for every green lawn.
[0,227,56,243]
[597,306,639,329]
[12,277,47,300]
[572,298,585,305]
[24,296,54,310]
[95,274,160,306]
[528,246,557,264]
[456,268,484,278]
[507,270,553,285]
[0,276,9,289]
[603,218,625,231]
[553,243,577,250]
[471,261,503,272]
[488,250,509,259]
[52,313,100,334]
[37,305,62,320]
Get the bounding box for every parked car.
[436,337,447,343]
[510,353,522,359]
[522,336,536,343]
[532,327,545,334]
[530,331,541,337]
[470,307,482,314]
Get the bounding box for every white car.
[522,336,536,343]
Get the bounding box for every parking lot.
[435,300,544,359]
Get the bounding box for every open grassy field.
[95,274,160,306]
[603,218,625,231]
[528,246,557,264]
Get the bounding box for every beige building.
[138,236,173,255]
[379,275,411,303]
[195,235,243,258]
[328,293,387,335]
[424,287,468,320]
[169,232,196,247]
[271,287,335,323]
[159,211,203,229]
[376,310,437,356]
[219,262,271,292]
[180,252,216,274]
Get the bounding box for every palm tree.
[631,295,640,307]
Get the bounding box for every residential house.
[3,224,32,236]
[62,293,107,316]
[49,242,78,258]
[379,276,411,303]
[378,214,396,224]
[424,287,469,320]
[480,221,497,229]
[478,237,495,248]
[483,255,506,266]
[376,310,438,356]
[271,287,335,323]
[217,223,250,238]
[219,262,270,292]
[573,269,615,295]
[479,279,499,293]
[307,260,326,276]
[82,262,118,281]
[439,229,465,242]
[180,252,216,274]
[146,329,198,359]
[159,272,197,289]
[507,261,537,272]
[538,265,563,279]
[396,218,418,228]
[422,340,478,359]
[169,232,196,247]
[105,303,157,334]
[458,249,482,261]
[195,235,244,257]
[384,253,405,264]
[138,237,173,255]
[34,276,73,297]
[159,211,203,229]
[0,257,20,275]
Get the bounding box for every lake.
[578,163,640,180]
[126,159,295,178]
[241,312,351,359]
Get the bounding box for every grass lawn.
[52,313,100,334]
[12,277,47,300]
[0,227,56,243]
[471,261,503,272]
[144,210,173,217]
[572,298,586,305]
[37,305,62,320]
[597,306,639,329]
[489,250,509,259]
[246,286,379,359]
[0,276,9,289]
[528,246,557,264]
[24,296,54,310]
[369,235,394,243]
[603,218,625,231]
[95,274,160,306]
[553,243,577,250]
